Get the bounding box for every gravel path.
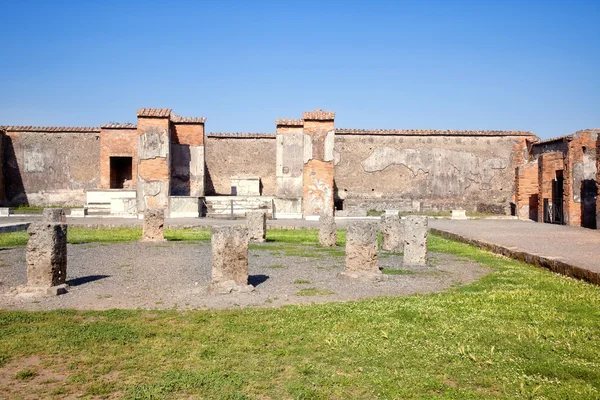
[0,241,489,311]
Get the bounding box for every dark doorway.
[528,194,538,221]
[110,157,132,189]
[544,170,564,224]
[581,179,597,229]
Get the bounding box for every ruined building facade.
[5,108,594,225]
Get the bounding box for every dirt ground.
[0,241,489,311]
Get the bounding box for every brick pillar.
[275,119,304,198]
[136,108,172,213]
[302,110,335,217]
[170,114,206,197]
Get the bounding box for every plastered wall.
[4,130,100,206]
[204,135,276,196]
[334,134,530,211]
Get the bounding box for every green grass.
[267,264,286,269]
[382,269,415,275]
[0,232,599,398]
[295,287,335,296]
[14,368,38,381]
[293,279,311,284]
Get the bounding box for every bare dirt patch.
[0,241,489,311]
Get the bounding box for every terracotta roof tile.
[170,113,206,123]
[335,128,535,137]
[100,123,137,129]
[302,110,335,120]
[275,118,303,126]
[0,126,100,133]
[207,132,276,139]
[136,108,172,118]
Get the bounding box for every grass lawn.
[0,229,599,399]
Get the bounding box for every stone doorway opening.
[109,156,133,189]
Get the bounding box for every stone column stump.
[43,208,66,223]
[142,208,166,242]
[380,214,403,252]
[403,216,428,266]
[339,221,381,280]
[208,226,254,294]
[246,211,266,242]
[24,222,68,295]
[318,214,337,247]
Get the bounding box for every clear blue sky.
[0,0,598,139]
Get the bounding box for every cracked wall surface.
[302,119,335,216]
[136,118,170,212]
[335,135,527,210]
[4,131,100,206]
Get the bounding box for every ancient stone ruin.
[380,214,403,252]
[42,208,66,223]
[24,221,68,295]
[403,216,428,266]
[142,208,165,242]
[339,221,381,280]
[246,211,266,242]
[318,214,337,247]
[208,225,254,294]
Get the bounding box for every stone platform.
[429,219,600,285]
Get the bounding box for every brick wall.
[537,151,565,222]
[99,126,138,189]
[564,130,598,227]
[515,160,539,220]
[171,122,205,196]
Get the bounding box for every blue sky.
[0,0,598,139]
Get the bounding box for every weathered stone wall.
[171,122,205,197]
[204,134,276,196]
[4,129,100,206]
[276,121,304,198]
[564,130,598,227]
[334,133,533,212]
[302,112,335,216]
[136,111,171,211]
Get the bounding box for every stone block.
[246,211,266,242]
[142,209,166,242]
[42,208,66,223]
[380,214,403,252]
[26,222,68,288]
[340,221,381,280]
[169,196,200,218]
[318,214,337,247]
[0,207,12,217]
[110,197,137,215]
[231,176,260,196]
[404,216,428,266]
[450,210,467,220]
[208,226,254,293]
[70,208,87,218]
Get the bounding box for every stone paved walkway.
[429,219,600,284]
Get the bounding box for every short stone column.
[339,221,381,280]
[318,214,336,247]
[208,226,254,293]
[43,208,66,223]
[380,214,403,252]
[142,209,166,242]
[25,222,68,295]
[403,216,428,266]
[246,211,266,242]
